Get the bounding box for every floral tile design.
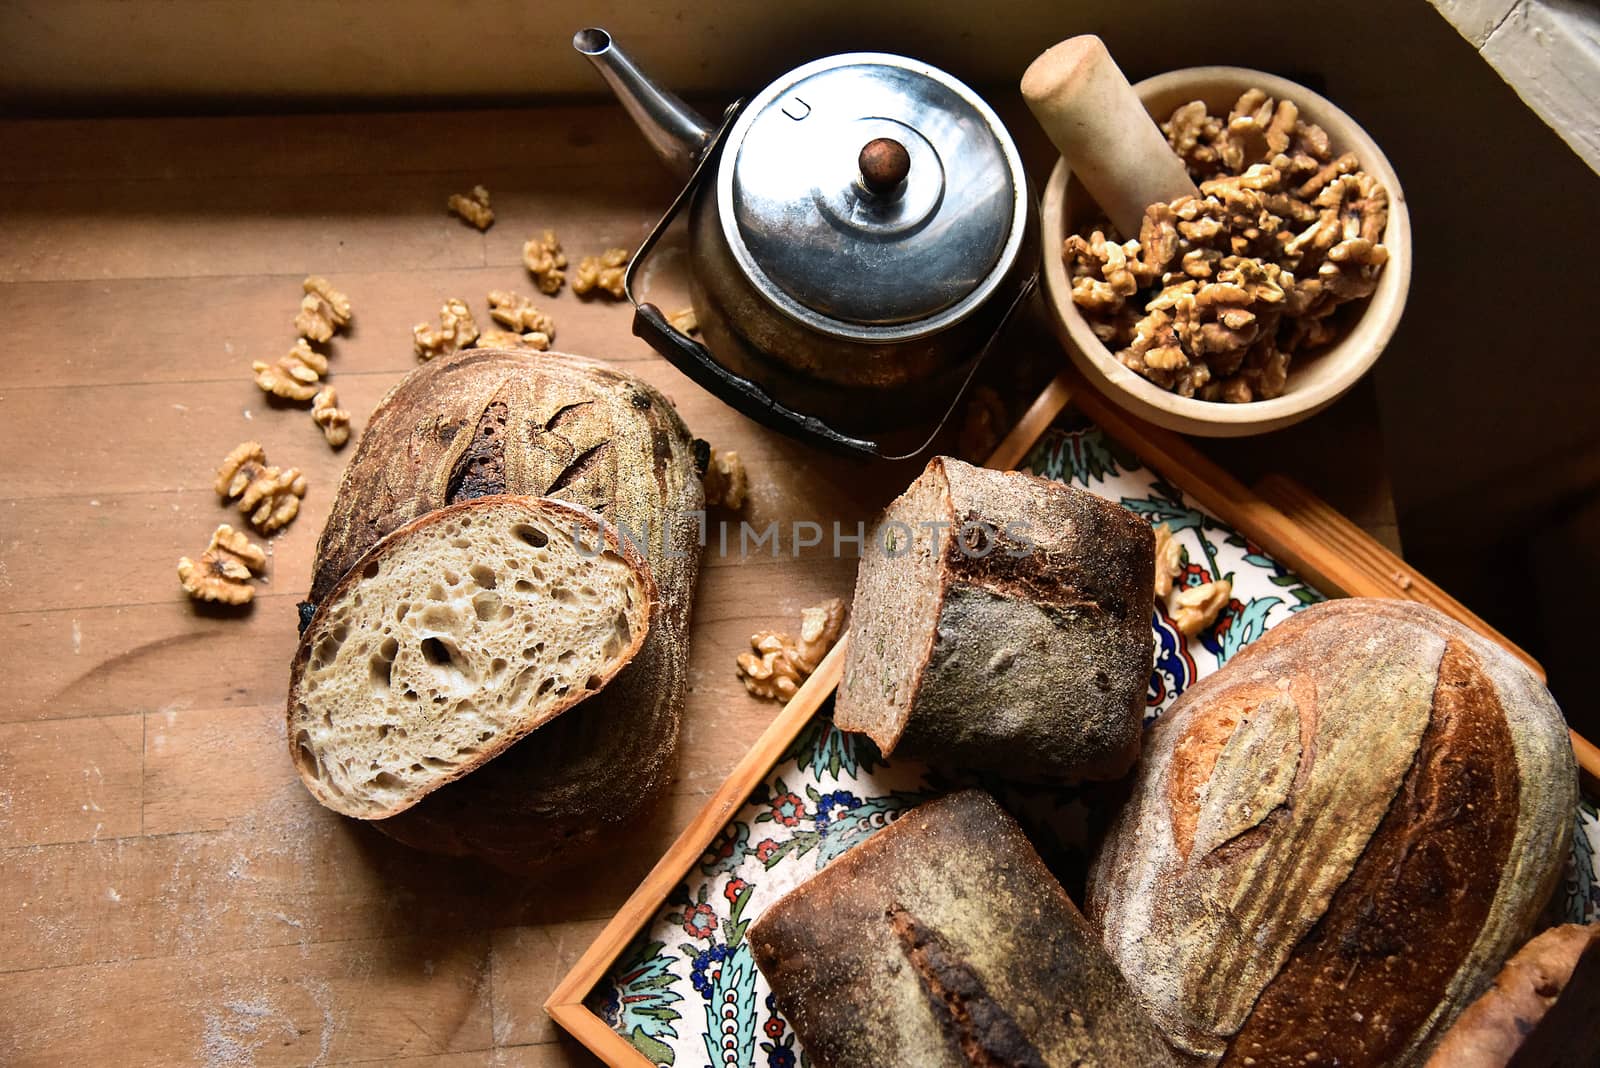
[590,420,1600,1067]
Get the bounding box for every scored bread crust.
[288,495,656,819]
[749,790,1180,1068]
[296,349,705,869]
[1087,598,1577,1067]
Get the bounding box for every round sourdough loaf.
[1087,598,1577,1067]
[296,349,705,870]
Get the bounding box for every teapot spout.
[574,27,715,179]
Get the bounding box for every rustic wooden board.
[0,104,1404,1067]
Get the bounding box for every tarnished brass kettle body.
[576,28,1038,458]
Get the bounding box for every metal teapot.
[575,28,1037,458]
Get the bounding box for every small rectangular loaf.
[749,789,1178,1068]
[835,455,1155,781]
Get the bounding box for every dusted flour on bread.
[1089,598,1578,1067]
[750,790,1179,1068]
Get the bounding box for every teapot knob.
[858,137,911,194]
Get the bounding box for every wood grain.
[0,102,1406,1066]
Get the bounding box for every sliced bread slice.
[288,494,654,819]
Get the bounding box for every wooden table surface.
[0,104,1397,1067]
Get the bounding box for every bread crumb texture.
[289,497,650,819]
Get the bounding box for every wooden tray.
[546,367,1600,1066]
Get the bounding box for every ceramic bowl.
[1039,66,1411,437]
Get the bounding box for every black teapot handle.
[623,101,883,458]
[630,303,883,457]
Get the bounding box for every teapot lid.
[718,53,1028,341]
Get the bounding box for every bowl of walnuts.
[1040,66,1411,436]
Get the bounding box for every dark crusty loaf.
[1425,923,1600,1068]
[1088,598,1578,1067]
[297,348,704,869]
[750,789,1178,1068]
[288,496,655,819]
[835,455,1154,781]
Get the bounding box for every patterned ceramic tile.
[591,421,1599,1067]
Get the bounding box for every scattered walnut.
[571,248,629,299]
[294,276,352,343]
[177,524,267,605]
[1152,523,1184,599]
[486,290,555,336]
[215,441,308,533]
[1171,578,1232,638]
[668,307,699,335]
[702,449,749,510]
[413,298,480,361]
[310,386,351,448]
[477,327,551,351]
[957,385,1008,463]
[447,184,494,230]
[252,338,327,402]
[736,598,847,702]
[1071,90,1389,402]
[522,230,567,294]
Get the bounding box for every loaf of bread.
[749,789,1178,1068]
[296,349,704,868]
[289,496,654,818]
[1088,598,1578,1067]
[1426,923,1600,1067]
[835,455,1154,780]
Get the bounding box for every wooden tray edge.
[545,368,1600,1064]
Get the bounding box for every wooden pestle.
[1022,36,1198,238]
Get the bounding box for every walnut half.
[668,307,699,335]
[487,290,555,336]
[215,441,308,533]
[177,524,267,605]
[311,386,351,448]
[252,338,327,402]
[413,298,479,361]
[1152,523,1184,599]
[477,327,551,351]
[447,184,494,231]
[737,598,847,702]
[571,248,629,299]
[703,449,749,510]
[1171,577,1232,638]
[294,276,352,343]
[523,230,567,294]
